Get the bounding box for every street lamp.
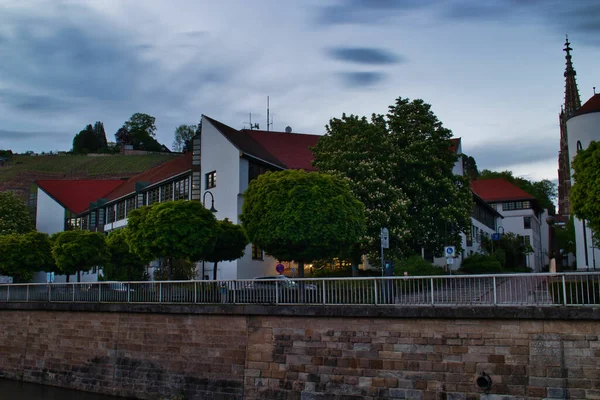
[202,191,217,280]
[202,191,218,213]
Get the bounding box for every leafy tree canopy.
[571,140,600,244]
[118,113,163,152]
[312,96,473,263]
[480,232,533,271]
[240,170,366,277]
[173,124,197,152]
[204,218,249,280]
[462,154,479,180]
[104,228,147,281]
[479,170,557,212]
[555,216,576,256]
[0,191,33,235]
[73,123,108,154]
[126,200,218,264]
[51,230,110,282]
[0,232,54,282]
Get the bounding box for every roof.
[35,180,126,214]
[450,138,461,153]
[245,129,320,171]
[470,178,535,203]
[572,93,600,117]
[103,152,192,202]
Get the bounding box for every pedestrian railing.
[0,273,598,307]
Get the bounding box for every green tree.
[121,113,163,152]
[240,170,365,277]
[481,232,533,270]
[204,218,249,280]
[555,216,576,257]
[479,170,557,213]
[0,232,54,282]
[115,127,132,147]
[126,200,218,280]
[73,124,105,154]
[104,229,147,281]
[0,191,33,235]
[462,154,479,180]
[173,124,197,152]
[93,121,108,149]
[312,97,473,264]
[571,141,600,245]
[51,230,110,282]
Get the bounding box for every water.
[0,379,124,399]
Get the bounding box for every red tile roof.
[470,178,535,202]
[36,180,126,214]
[245,129,321,171]
[103,152,192,202]
[573,93,600,117]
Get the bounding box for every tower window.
[206,171,216,189]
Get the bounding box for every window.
[106,205,115,223]
[521,235,531,246]
[147,187,160,205]
[523,216,531,229]
[252,244,263,260]
[466,225,472,247]
[248,161,270,183]
[502,200,531,211]
[116,200,126,221]
[206,171,216,189]
[174,177,190,200]
[125,197,136,217]
[161,182,173,202]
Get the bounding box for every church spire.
[563,35,581,117]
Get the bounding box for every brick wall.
[0,306,598,399]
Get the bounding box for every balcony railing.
[0,273,598,307]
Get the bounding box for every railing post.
[322,280,326,305]
[493,276,497,305]
[374,280,378,305]
[562,275,568,305]
[48,284,51,302]
[26,285,29,302]
[233,281,236,305]
[7,285,9,302]
[194,281,198,304]
[275,281,279,305]
[430,278,435,305]
[159,282,162,303]
[72,284,75,302]
[127,283,131,303]
[98,283,101,303]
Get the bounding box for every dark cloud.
[0,90,74,113]
[328,47,404,65]
[0,129,70,141]
[338,72,385,88]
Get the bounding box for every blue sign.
[444,246,456,257]
[275,263,285,274]
[492,233,501,241]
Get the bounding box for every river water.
[0,379,125,399]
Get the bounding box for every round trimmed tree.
[0,191,33,235]
[0,231,54,282]
[51,230,110,282]
[126,200,218,280]
[240,170,365,277]
[204,218,249,280]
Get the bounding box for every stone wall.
[0,304,598,399]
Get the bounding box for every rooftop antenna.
[594,87,597,95]
[266,96,273,131]
[244,112,259,130]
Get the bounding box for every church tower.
[557,36,581,216]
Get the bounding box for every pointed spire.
[563,35,581,117]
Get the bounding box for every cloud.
[467,136,558,171]
[338,72,385,88]
[328,47,404,65]
[0,90,74,113]
[316,0,431,25]
[0,129,71,141]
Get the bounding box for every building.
[471,178,548,271]
[556,36,600,270]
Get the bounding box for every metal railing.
[0,273,598,307]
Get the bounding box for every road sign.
[275,263,285,274]
[444,246,456,258]
[492,233,501,241]
[446,258,454,265]
[381,227,389,249]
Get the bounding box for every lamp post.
[202,191,218,280]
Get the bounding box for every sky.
[1,0,599,182]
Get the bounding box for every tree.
[93,121,108,149]
[312,97,473,264]
[0,232,54,282]
[479,170,557,213]
[73,123,107,154]
[555,216,576,257]
[204,218,249,280]
[462,154,479,180]
[0,191,33,235]
[104,229,147,281]
[571,140,600,245]
[51,230,110,282]
[173,124,197,152]
[480,232,533,270]
[240,170,365,277]
[119,113,163,152]
[115,127,132,147]
[126,200,218,280]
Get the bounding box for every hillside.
[0,153,180,200]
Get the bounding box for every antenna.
[266,96,273,131]
[244,112,259,130]
[594,87,597,95]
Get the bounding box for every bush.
[394,255,446,276]
[459,254,503,274]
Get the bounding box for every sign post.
[275,263,285,275]
[444,246,456,273]
[381,227,389,277]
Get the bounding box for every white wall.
[567,111,600,269]
[36,188,65,234]
[495,204,544,271]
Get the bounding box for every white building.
[471,178,548,271]
[566,93,600,270]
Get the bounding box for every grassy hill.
[0,153,180,199]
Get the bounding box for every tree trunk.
[77,270,81,282]
[213,262,218,281]
[297,261,305,278]
[351,262,359,277]
[168,257,173,281]
[66,274,70,283]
